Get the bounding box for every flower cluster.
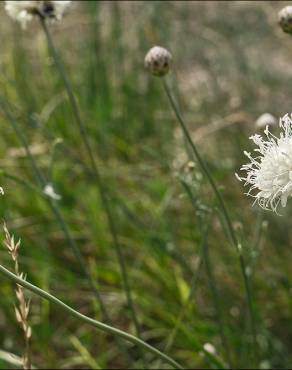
[5,1,71,29]
[237,113,292,213]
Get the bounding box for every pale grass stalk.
[39,17,141,339]
[162,78,258,365]
[3,223,32,370]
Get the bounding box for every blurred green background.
[0,1,292,369]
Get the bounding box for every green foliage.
[0,1,291,369]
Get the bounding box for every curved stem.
[162,79,257,363]
[40,17,141,339]
[0,100,105,313]
[0,264,183,370]
[0,100,132,362]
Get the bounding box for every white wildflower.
[255,113,276,129]
[237,113,292,213]
[43,183,61,200]
[5,1,71,29]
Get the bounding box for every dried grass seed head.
[2,223,32,369]
[278,6,292,34]
[144,46,172,77]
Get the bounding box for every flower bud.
[144,46,172,77]
[255,113,277,129]
[278,6,292,34]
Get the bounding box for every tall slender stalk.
[0,100,132,363]
[0,100,101,305]
[203,236,232,367]
[0,263,183,370]
[39,17,141,339]
[180,180,232,367]
[162,79,257,363]
[161,219,206,355]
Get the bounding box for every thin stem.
[0,101,132,362]
[162,224,205,354]
[162,79,257,362]
[203,236,232,367]
[40,17,141,339]
[181,180,232,367]
[0,99,45,188]
[0,264,183,370]
[0,100,104,311]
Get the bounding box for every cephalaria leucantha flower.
[236,113,292,213]
[5,1,71,29]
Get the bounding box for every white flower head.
[236,113,292,213]
[5,1,71,29]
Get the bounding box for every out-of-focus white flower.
[236,113,292,213]
[255,113,277,129]
[43,183,61,200]
[203,343,216,355]
[5,1,71,29]
[144,46,172,77]
[0,187,4,196]
[278,6,292,34]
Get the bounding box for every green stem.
[203,235,232,367]
[0,99,45,188]
[0,100,133,362]
[181,180,233,367]
[40,17,141,339]
[0,264,183,370]
[162,79,257,362]
[162,220,205,354]
[0,100,105,313]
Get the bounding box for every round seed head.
[144,46,172,77]
[278,6,292,34]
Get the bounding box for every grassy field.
[0,1,292,369]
